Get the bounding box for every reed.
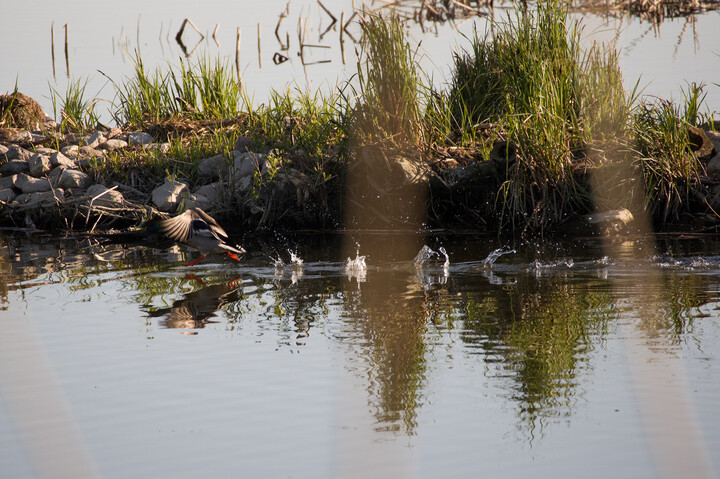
[50,78,100,132]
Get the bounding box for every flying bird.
[153,208,246,266]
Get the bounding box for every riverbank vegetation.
[1,2,718,235]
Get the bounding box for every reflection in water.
[144,274,244,331]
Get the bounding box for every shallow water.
[1,231,719,478]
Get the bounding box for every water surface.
[1,231,718,478]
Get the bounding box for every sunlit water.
[1,231,719,478]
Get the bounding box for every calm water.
[1,231,719,478]
[2,0,720,121]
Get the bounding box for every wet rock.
[233,135,251,152]
[0,159,29,176]
[86,184,124,207]
[85,132,106,148]
[0,188,16,203]
[232,151,267,179]
[5,144,33,162]
[21,177,52,194]
[50,151,76,168]
[61,144,80,158]
[28,153,52,177]
[128,131,153,146]
[198,153,228,178]
[99,139,128,150]
[151,178,189,212]
[58,169,92,189]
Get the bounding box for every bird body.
[154,208,245,266]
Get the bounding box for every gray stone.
[233,135,251,152]
[148,142,170,154]
[50,151,76,168]
[12,173,32,190]
[35,147,57,156]
[11,130,33,143]
[706,131,720,155]
[707,154,720,176]
[86,184,124,207]
[99,139,128,150]
[107,127,124,139]
[186,193,212,210]
[78,145,103,158]
[391,156,431,185]
[194,182,223,203]
[14,189,64,207]
[128,131,154,146]
[28,153,52,177]
[198,154,229,178]
[85,132,106,148]
[151,178,189,212]
[0,175,14,189]
[48,166,66,186]
[0,160,29,175]
[0,188,16,203]
[61,144,79,158]
[236,176,253,193]
[231,151,267,179]
[21,177,52,194]
[58,169,92,189]
[5,145,33,162]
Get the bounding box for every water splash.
[412,245,450,288]
[345,249,367,283]
[480,247,516,269]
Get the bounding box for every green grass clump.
[108,55,243,128]
[351,14,423,150]
[436,2,632,232]
[50,78,100,132]
[632,83,708,224]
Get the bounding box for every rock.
[0,175,14,189]
[231,151,267,179]
[707,155,720,176]
[443,165,475,186]
[48,166,66,186]
[61,144,79,158]
[391,156,431,186]
[586,208,634,226]
[198,153,229,178]
[706,131,720,154]
[78,145,102,158]
[0,144,8,159]
[86,184,124,207]
[148,142,170,154]
[194,182,223,203]
[12,173,31,190]
[99,139,128,150]
[0,159,29,175]
[128,131,153,146]
[28,153,52,177]
[106,127,123,139]
[14,189,64,207]
[35,147,57,156]
[233,135,251,152]
[21,177,52,194]
[236,176,253,193]
[151,178,189,212]
[10,130,33,143]
[0,188,16,203]
[58,169,92,189]
[5,145,33,162]
[688,126,714,160]
[186,193,212,210]
[85,132,106,148]
[50,151,76,168]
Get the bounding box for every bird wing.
[156,210,194,243]
[193,208,230,242]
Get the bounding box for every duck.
[152,208,246,266]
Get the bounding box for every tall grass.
[436,2,632,232]
[108,54,243,127]
[632,83,708,224]
[50,78,100,132]
[351,14,423,150]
